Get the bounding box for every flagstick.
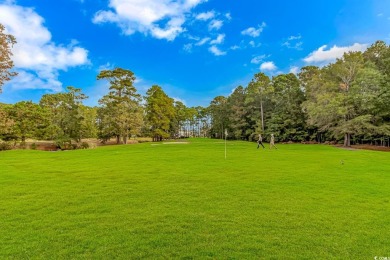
[225,129,228,160]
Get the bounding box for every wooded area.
[1,23,390,149]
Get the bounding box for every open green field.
[0,139,389,259]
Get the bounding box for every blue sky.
[0,0,389,107]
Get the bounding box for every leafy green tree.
[97,99,117,143]
[171,101,187,138]
[245,73,273,139]
[269,73,306,141]
[208,96,228,139]
[365,42,390,129]
[302,51,385,146]
[227,86,248,139]
[8,101,46,142]
[298,66,324,141]
[186,107,198,137]
[40,86,87,145]
[0,103,15,140]
[79,105,98,139]
[145,85,175,141]
[97,68,143,144]
[0,24,17,92]
[363,40,389,74]
[194,106,209,137]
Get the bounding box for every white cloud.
[210,34,225,45]
[0,3,89,92]
[98,62,115,72]
[304,43,368,63]
[183,43,193,52]
[225,12,232,20]
[288,35,301,41]
[248,40,261,48]
[251,55,268,64]
[260,61,277,71]
[172,96,187,105]
[289,66,299,74]
[282,34,303,50]
[93,0,206,41]
[196,37,210,46]
[208,19,223,30]
[6,70,62,92]
[241,22,266,37]
[209,46,226,56]
[150,17,185,40]
[195,11,215,21]
[230,45,240,50]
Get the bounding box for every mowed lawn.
[0,139,389,259]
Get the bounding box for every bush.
[30,143,37,150]
[55,138,72,150]
[80,142,90,149]
[0,141,13,151]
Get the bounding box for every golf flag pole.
[225,129,228,159]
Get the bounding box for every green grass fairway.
[1,139,389,258]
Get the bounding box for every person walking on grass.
[270,133,277,149]
[257,134,265,149]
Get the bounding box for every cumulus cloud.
[241,22,266,37]
[304,43,368,63]
[93,0,206,41]
[195,11,215,21]
[0,3,89,92]
[260,61,277,71]
[209,46,226,56]
[251,54,268,64]
[210,34,225,45]
[208,19,223,30]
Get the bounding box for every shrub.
[30,143,37,150]
[80,142,89,149]
[55,138,72,150]
[0,141,12,151]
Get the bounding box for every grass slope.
[0,139,389,258]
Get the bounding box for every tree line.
[0,68,210,148]
[1,23,390,148]
[209,41,390,147]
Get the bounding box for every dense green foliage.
[0,23,17,91]
[1,41,390,146]
[210,41,390,146]
[97,68,143,144]
[0,139,389,258]
[145,85,175,141]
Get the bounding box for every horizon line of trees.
[209,40,390,146]
[0,69,209,148]
[1,22,390,148]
